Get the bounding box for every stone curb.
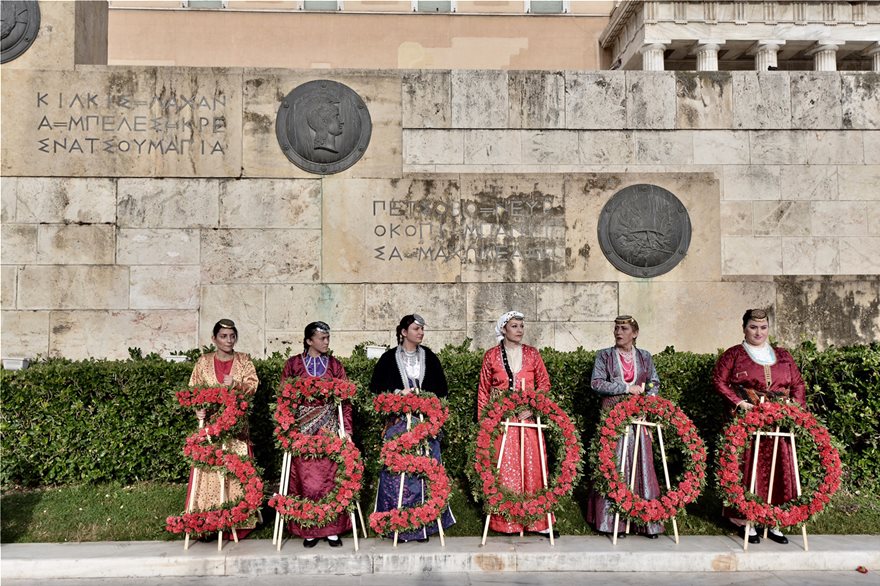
[2,535,878,579]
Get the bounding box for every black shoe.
[765,530,788,545]
[530,530,560,539]
[645,533,659,539]
[737,526,760,544]
[415,536,429,543]
[326,536,343,548]
[303,538,318,548]
[603,531,626,539]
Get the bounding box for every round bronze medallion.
[597,184,691,278]
[1,0,40,64]
[275,80,372,175]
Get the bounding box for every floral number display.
[165,386,264,535]
[472,388,582,525]
[268,377,364,528]
[369,392,452,535]
[717,400,842,528]
[591,395,706,524]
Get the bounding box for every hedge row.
[1,342,877,491]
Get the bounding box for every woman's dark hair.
[742,308,769,329]
[212,318,237,337]
[303,321,331,353]
[395,314,425,345]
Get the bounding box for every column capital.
[806,40,845,56]
[864,42,880,56]
[749,40,786,55]
[639,40,671,54]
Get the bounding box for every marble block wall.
[1,67,878,359]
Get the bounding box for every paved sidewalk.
[2,535,878,580]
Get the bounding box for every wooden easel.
[393,386,446,548]
[480,381,555,547]
[611,417,678,545]
[742,399,808,551]
[273,404,368,551]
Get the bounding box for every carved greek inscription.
[32,91,228,157]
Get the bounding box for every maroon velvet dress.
[713,344,807,522]
[280,353,354,538]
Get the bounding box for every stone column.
[695,41,724,72]
[640,42,668,71]
[868,43,880,73]
[754,41,784,71]
[808,42,843,72]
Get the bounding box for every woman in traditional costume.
[185,318,259,539]
[713,308,806,545]
[476,310,558,539]
[369,314,456,542]
[280,321,352,548]
[586,315,663,539]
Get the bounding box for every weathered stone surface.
[692,130,749,165]
[508,71,565,129]
[720,201,753,236]
[466,283,537,322]
[18,266,129,309]
[403,130,464,165]
[521,131,579,165]
[811,201,869,236]
[200,285,265,356]
[365,284,466,331]
[780,165,837,201]
[1,225,37,264]
[838,165,880,200]
[633,131,693,165]
[1,0,74,71]
[868,202,880,236]
[322,176,462,283]
[11,178,116,223]
[36,225,115,264]
[782,238,839,275]
[790,73,843,129]
[242,71,401,179]
[49,310,198,360]
[467,320,553,351]
[130,266,200,310]
[732,72,791,129]
[626,72,675,129]
[564,173,721,283]
[464,130,522,165]
[220,179,321,229]
[841,73,880,130]
[201,229,321,284]
[749,131,806,165]
[565,72,626,130]
[618,281,776,353]
[578,131,634,165]
[722,236,783,275]
[402,71,451,129]
[0,178,16,223]
[839,237,880,274]
[776,277,880,347]
[267,329,391,358]
[116,229,200,265]
[536,283,617,322]
[265,284,366,332]
[1,68,242,177]
[722,166,780,201]
[459,174,566,283]
[864,131,880,165]
[0,311,49,358]
[803,131,864,165]
[118,179,220,228]
[451,70,508,129]
[675,72,733,129]
[1,266,16,308]
[554,321,613,352]
[753,201,811,237]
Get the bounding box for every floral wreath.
[471,388,582,525]
[716,400,842,528]
[268,377,364,529]
[369,392,452,536]
[165,386,264,536]
[590,395,706,524]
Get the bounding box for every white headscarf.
[495,310,525,342]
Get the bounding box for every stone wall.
[2,60,878,358]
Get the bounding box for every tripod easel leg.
[789,431,808,551]
[763,426,782,540]
[275,451,291,551]
[655,424,678,544]
[356,501,368,539]
[535,416,554,546]
[612,428,630,546]
[625,423,643,537]
[481,419,511,547]
[519,424,525,538]
[744,430,763,552]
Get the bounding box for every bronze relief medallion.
[1,0,40,64]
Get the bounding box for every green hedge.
[2,342,877,492]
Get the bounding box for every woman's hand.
[737,400,754,411]
[627,383,645,395]
[398,387,412,396]
[221,374,234,388]
[195,409,207,420]
[517,409,533,421]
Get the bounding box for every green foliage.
[2,343,878,496]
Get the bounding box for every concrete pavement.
[2,535,878,580]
